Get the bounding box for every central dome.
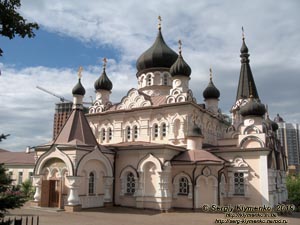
[136,29,178,75]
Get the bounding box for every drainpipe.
[217,162,226,205]
[113,151,117,206]
[192,163,197,210]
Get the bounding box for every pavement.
[6,204,300,225]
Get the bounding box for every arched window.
[163,73,168,85]
[161,123,167,137]
[88,172,95,195]
[126,172,135,195]
[179,177,189,195]
[126,126,131,141]
[108,127,112,141]
[154,124,159,138]
[101,128,106,142]
[133,125,138,140]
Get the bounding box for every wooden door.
[40,180,50,207]
[49,180,59,207]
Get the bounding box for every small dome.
[136,29,178,75]
[94,68,113,91]
[240,38,249,54]
[274,113,284,123]
[72,79,85,96]
[266,116,279,131]
[187,123,203,137]
[240,98,266,117]
[203,79,220,99]
[170,53,191,77]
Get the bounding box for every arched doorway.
[195,175,218,208]
[40,158,68,208]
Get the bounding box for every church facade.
[31,22,288,211]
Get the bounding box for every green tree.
[20,179,34,200]
[0,0,39,56]
[286,175,300,211]
[0,164,26,218]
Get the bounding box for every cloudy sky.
[0,0,299,151]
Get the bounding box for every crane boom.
[36,85,92,105]
[36,86,72,102]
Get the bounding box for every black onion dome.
[94,68,113,91]
[187,123,203,137]
[240,38,249,54]
[72,78,85,96]
[240,98,266,117]
[136,29,178,74]
[170,53,191,77]
[203,79,220,99]
[266,116,279,131]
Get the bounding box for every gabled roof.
[172,149,224,164]
[54,108,98,147]
[0,151,35,165]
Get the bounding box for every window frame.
[88,172,95,195]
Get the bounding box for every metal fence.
[0,215,39,225]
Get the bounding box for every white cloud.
[1,0,299,150]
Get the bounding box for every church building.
[31,20,288,211]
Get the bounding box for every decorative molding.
[117,89,151,110]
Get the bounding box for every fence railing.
[0,215,39,225]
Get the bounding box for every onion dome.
[94,58,113,91]
[203,68,220,99]
[136,17,178,75]
[274,113,284,123]
[187,123,203,137]
[170,40,191,77]
[72,67,85,96]
[240,97,266,117]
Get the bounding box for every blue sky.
[0,0,299,151]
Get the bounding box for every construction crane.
[36,86,92,105]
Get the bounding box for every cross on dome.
[78,66,83,79]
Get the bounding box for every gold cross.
[178,39,182,54]
[209,67,212,81]
[158,15,162,30]
[78,66,83,79]
[242,26,245,39]
[103,57,107,69]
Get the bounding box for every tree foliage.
[0,0,39,56]
[286,175,300,210]
[0,164,26,218]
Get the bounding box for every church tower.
[203,68,220,114]
[231,28,260,127]
[167,40,193,103]
[89,58,113,113]
[136,16,178,96]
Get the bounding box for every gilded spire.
[158,15,162,30]
[178,39,182,55]
[78,66,83,79]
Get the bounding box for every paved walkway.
[7,205,300,225]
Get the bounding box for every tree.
[286,175,300,211]
[0,164,26,219]
[20,179,34,200]
[0,0,39,56]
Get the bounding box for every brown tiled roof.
[172,149,223,164]
[0,151,35,165]
[54,109,98,147]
